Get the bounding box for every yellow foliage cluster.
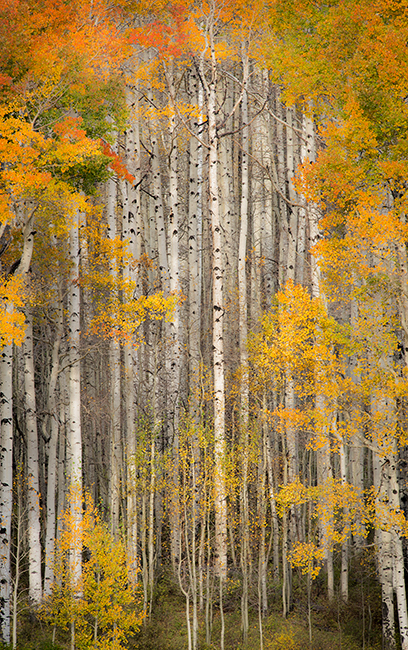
[277,477,368,578]
[287,542,325,580]
[0,276,26,348]
[41,492,144,650]
[250,280,342,400]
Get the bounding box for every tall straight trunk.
[167,62,181,433]
[238,51,250,643]
[285,105,298,282]
[12,462,25,650]
[167,63,182,575]
[151,132,169,291]
[207,34,227,582]
[23,312,43,605]
[373,452,397,650]
[275,89,288,288]
[68,208,82,593]
[219,78,236,377]
[296,111,308,286]
[122,172,136,568]
[107,169,121,534]
[188,74,202,413]
[0,205,37,637]
[0,342,13,644]
[349,292,365,548]
[338,432,349,602]
[305,112,334,600]
[2,204,39,632]
[238,53,249,425]
[373,387,408,650]
[148,437,156,620]
[264,399,280,579]
[57,369,67,539]
[285,373,297,481]
[250,71,265,325]
[123,88,142,582]
[190,454,199,650]
[281,424,292,617]
[261,70,276,306]
[258,429,268,620]
[44,300,63,595]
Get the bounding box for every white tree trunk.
[285,105,297,282]
[208,44,227,581]
[166,63,182,573]
[43,302,63,595]
[188,99,202,411]
[305,112,334,599]
[373,390,408,649]
[23,312,43,605]
[373,452,397,650]
[68,208,82,592]
[123,88,142,583]
[107,166,121,534]
[0,343,13,644]
[238,52,250,641]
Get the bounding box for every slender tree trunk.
[123,89,142,583]
[12,466,24,649]
[207,21,227,586]
[258,430,268,619]
[107,161,121,534]
[44,298,63,595]
[286,105,298,282]
[264,396,280,579]
[0,206,37,639]
[167,63,182,576]
[0,342,13,644]
[188,73,202,414]
[23,312,43,605]
[373,387,408,650]
[148,436,156,619]
[239,50,250,644]
[373,452,397,650]
[305,112,334,600]
[68,208,82,594]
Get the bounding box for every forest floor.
[134,567,383,650]
[14,559,383,650]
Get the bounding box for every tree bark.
[68,208,82,593]
[23,312,43,605]
[0,343,13,644]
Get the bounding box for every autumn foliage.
[41,493,144,650]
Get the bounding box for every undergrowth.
[5,556,383,650]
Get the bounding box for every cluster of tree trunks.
[1,5,408,650]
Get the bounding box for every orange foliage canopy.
[265,0,408,301]
[0,0,131,342]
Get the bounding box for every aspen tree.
[67,208,83,625]
[122,93,140,582]
[0,204,37,639]
[0,342,13,644]
[165,60,183,573]
[23,312,43,605]
[187,74,203,417]
[106,146,122,535]
[265,0,408,627]
[238,46,251,642]
[206,7,228,583]
[218,75,236,377]
[44,297,64,596]
[302,111,335,600]
[0,0,128,638]
[285,104,298,283]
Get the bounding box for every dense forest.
[1,0,408,648]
